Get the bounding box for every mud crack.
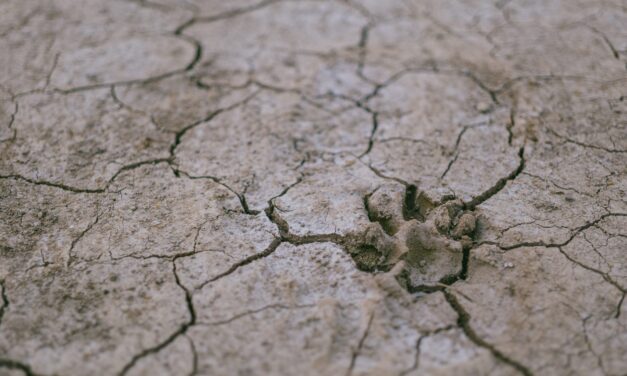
[443,290,533,376]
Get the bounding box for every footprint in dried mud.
[348,184,476,292]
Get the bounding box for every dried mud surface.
[1,1,626,375]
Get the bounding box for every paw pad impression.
[348,184,476,290]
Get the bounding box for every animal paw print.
[347,184,476,290]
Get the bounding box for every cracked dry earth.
[1,1,626,376]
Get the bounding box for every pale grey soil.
[1,1,626,375]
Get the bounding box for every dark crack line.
[548,128,627,154]
[174,0,281,35]
[44,53,60,90]
[197,303,313,327]
[360,66,500,105]
[507,106,516,146]
[118,261,196,375]
[1,100,18,143]
[356,23,370,76]
[378,137,429,145]
[169,90,258,166]
[107,158,172,186]
[323,91,380,159]
[129,0,180,12]
[55,30,203,94]
[357,65,442,104]
[262,177,349,248]
[346,311,374,376]
[462,71,499,105]
[399,325,455,376]
[557,246,625,318]
[66,212,101,267]
[185,334,198,376]
[56,68,183,95]
[359,68,595,110]
[179,170,259,215]
[2,93,257,195]
[443,290,533,376]
[581,233,612,269]
[464,146,525,210]
[0,358,39,376]
[196,237,282,290]
[265,202,346,246]
[483,212,627,251]
[585,25,620,60]
[440,153,459,180]
[169,110,223,160]
[110,85,149,116]
[282,232,347,247]
[491,74,595,99]
[441,122,476,181]
[0,158,171,194]
[262,175,305,224]
[268,177,303,203]
[24,250,54,272]
[359,70,409,104]
[168,94,261,214]
[616,293,626,319]
[262,178,359,247]
[359,161,412,187]
[175,34,203,72]
[0,174,105,193]
[320,67,505,161]
[358,111,379,158]
[0,280,8,328]
[522,172,595,198]
[109,219,213,263]
[355,19,376,83]
[581,316,608,374]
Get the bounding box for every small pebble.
[476,102,491,113]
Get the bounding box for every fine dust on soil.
[1,1,626,375]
